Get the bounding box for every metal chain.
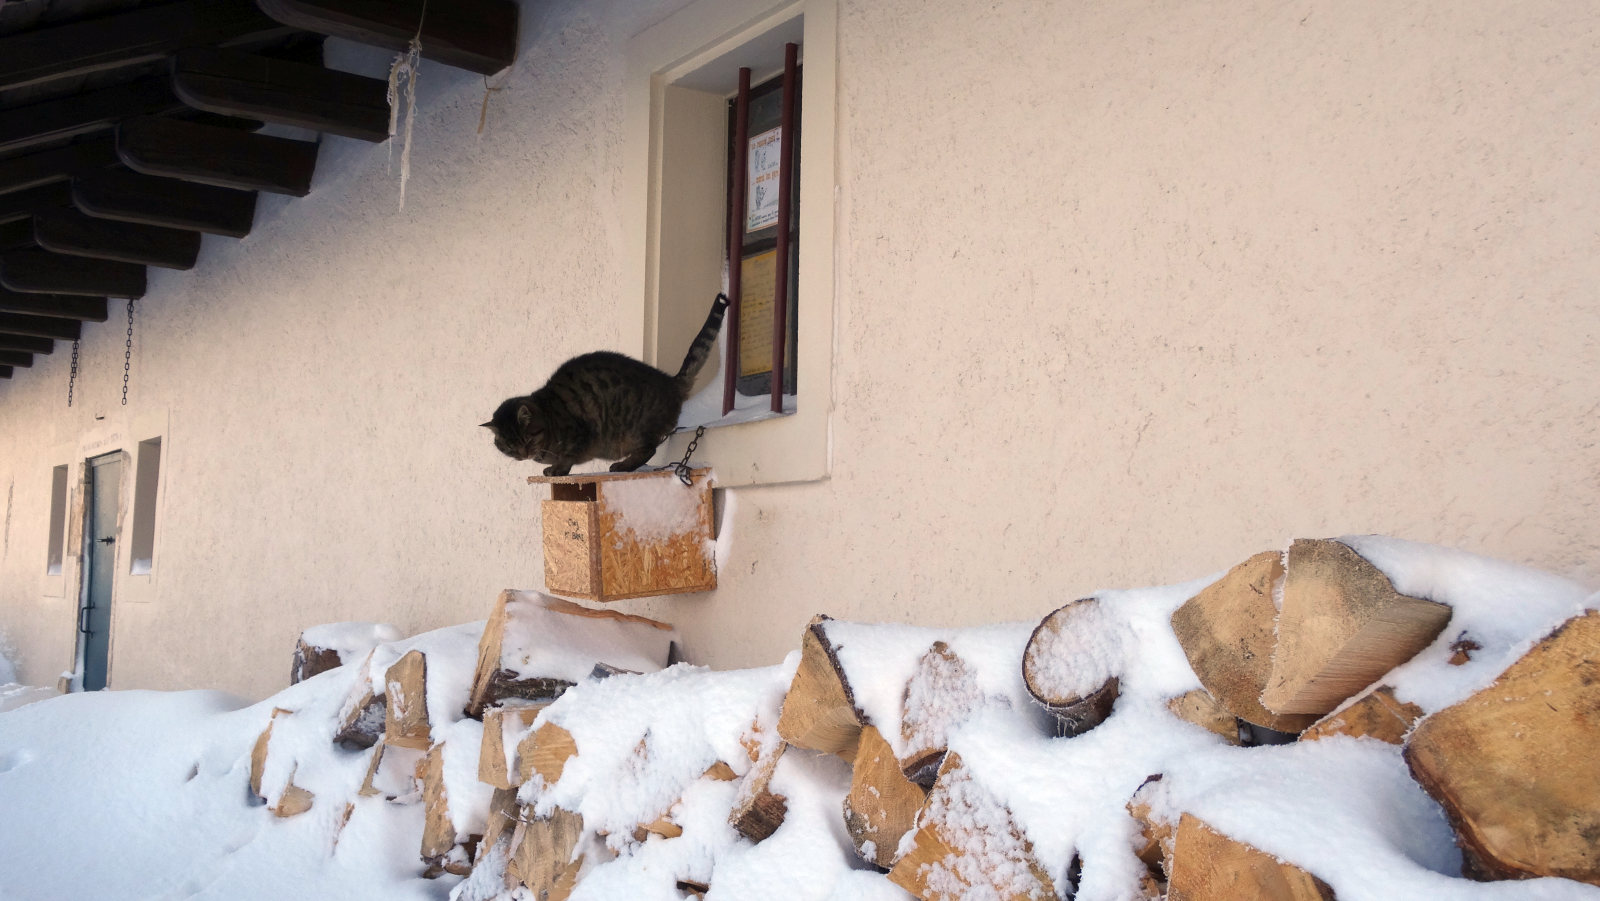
[121,298,135,406]
[67,339,79,407]
[672,425,707,486]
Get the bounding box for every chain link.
[121,298,135,406]
[67,339,79,407]
[672,425,707,486]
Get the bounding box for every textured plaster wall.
[1,0,1596,701]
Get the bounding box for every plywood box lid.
[527,467,711,486]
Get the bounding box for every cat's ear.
[516,404,533,427]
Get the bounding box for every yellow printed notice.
[738,251,777,378]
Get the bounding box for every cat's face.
[483,400,554,463]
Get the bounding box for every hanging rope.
[387,0,430,210]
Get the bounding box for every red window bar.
[723,45,799,417]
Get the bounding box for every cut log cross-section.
[844,724,927,868]
[1166,690,1242,745]
[516,720,578,788]
[478,703,546,790]
[1169,551,1317,734]
[776,615,865,759]
[1166,814,1333,901]
[1022,598,1120,737]
[384,650,431,750]
[1299,685,1422,744]
[1405,610,1600,885]
[249,707,315,817]
[508,807,585,900]
[888,752,1057,901]
[900,640,989,785]
[1262,539,1453,717]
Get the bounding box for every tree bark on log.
[332,650,385,750]
[844,724,928,868]
[1262,539,1451,717]
[1405,610,1600,885]
[1169,551,1317,733]
[1022,598,1120,737]
[776,615,864,760]
[289,634,342,685]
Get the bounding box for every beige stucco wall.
[1,0,1595,701]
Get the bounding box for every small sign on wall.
[746,127,782,232]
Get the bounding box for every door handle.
[96,536,115,545]
[79,606,92,634]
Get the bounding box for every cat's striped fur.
[484,294,730,475]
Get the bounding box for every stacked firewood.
[249,539,1599,900]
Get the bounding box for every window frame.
[621,0,837,488]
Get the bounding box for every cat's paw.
[544,464,572,477]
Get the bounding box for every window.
[129,437,161,575]
[46,464,68,575]
[625,0,837,487]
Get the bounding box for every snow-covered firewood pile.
[6,537,1595,899]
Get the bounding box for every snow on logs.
[244,538,1599,899]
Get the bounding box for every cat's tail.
[673,293,731,398]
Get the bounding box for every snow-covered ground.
[0,538,1596,901]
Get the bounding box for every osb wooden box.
[529,468,716,603]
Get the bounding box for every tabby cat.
[483,294,730,476]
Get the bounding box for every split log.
[420,742,479,877]
[776,615,864,759]
[729,740,787,843]
[844,724,928,868]
[1166,813,1333,901]
[901,641,987,785]
[248,707,314,816]
[465,590,672,719]
[469,787,522,891]
[1022,598,1119,737]
[888,752,1057,901]
[516,721,578,788]
[676,880,710,898]
[384,649,431,750]
[1169,551,1317,733]
[633,813,683,842]
[358,738,425,800]
[333,651,386,750]
[703,760,738,781]
[1165,690,1241,745]
[289,634,342,685]
[1261,539,1452,716]
[508,806,585,900]
[1127,775,1175,882]
[1299,685,1422,744]
[1404,610,1600,885]
[478,703,547,790]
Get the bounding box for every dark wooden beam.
[34,209,202,270]
[0,140,120,197]
[0,350,32,368]
[0,290,108,322]
[0,365,12,379]
[256,0,517,76]
[0,183,73,226]
[0,251,146,298]
[0,0,295,92]
[117,117,318,196]
[0,312,80,341]
[73,170,256,238]
[173,48,390,143]
[0,334,53,355]
[0,219,37,251]
[0,78,183,156]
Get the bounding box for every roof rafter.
[118,116,318,196]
